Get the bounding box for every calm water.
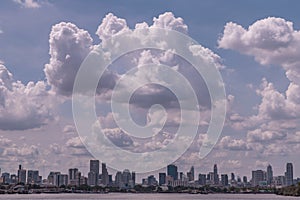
[0,193,298,200]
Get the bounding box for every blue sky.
[1,0,300,181]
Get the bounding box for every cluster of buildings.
[140,163,300,189]
[0,161,299,189]
[251,163,297,187]
[0,161,135,189]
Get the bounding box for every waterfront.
[0,193,299,200]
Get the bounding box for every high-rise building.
[221,174,229,186]
[147,175,158,186]
[187,166,194,181]
[1,173,10,184]
[102,163,109,186]
[179,172,184,181]
[266,164,273,185]
[198,174,206,185]
[167,164,178,181]
[69,168,80,186]
[274,176,286,186]
[243,176,248,184]
[115,171,123,188]
[286,163,293,186]
[27,170,40,184]
[89,160,99,186]
[88,171,97,186]
[114,169,135,188]
[47,171,61,186]
[122,169,131,187]
[159,173,166,185]
[17,165,26,184]
[207,172,214,185]
[213,164,219,185]
[132,171,136,186]
[231,173,235,181]
[10,174,17,184]
[58,174,68,186]
[252,170,264,186]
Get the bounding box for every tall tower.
[90,160,99,186]
[286,163,293,186]
[167,164,178,180]
[266,164,273,185]
[189,166,195,181]
[213,164,219,185]
[102,163,109,186]
[17,165,26,184]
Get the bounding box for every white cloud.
[96,13,129,43]
[44,22,93,96]
[219,18,300,121]
[3,145,39,158]
[219,136,252,151]
[63,124,76,134]
[0,136,12,147]
[66,137,85,149]
[152,12,188,34]
[13,0,41,8]
[218,17,296,66]
[247,128,286,143]
[220,17,300,155]
[49,143,64,155]
[0,64,53,130]
[255,160,269,169]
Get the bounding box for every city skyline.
[0,0,300,183]
[0,160,298,188]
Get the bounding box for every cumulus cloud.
[0,64,53,130]
[13,0,41,8]
[96,13,129,43]
[219,136,252,151]
[63,124,76,133]
[220,17,300,154]
[219,17,300,121]
[66,136,85,149]
[44,22,93,96]
[3,145,39,158]
[152,12,188,34]
[247,129,286,143]
[219,17,296,65]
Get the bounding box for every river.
[0,193,298,200]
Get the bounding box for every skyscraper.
[213,164,219,185]
[266,164,273,185]
[122,169,132,188]
[231,173,235,181]
[159,173,166,185]
[102,163,109,186]
[17,165,26,184]
[132,171,136,186]
[89,160,99,186]
[221,174,229,186]
[187,166,194,181]
[167,164,178,181]
[27,170,40,184]
[68,168,80,186]
[252,170,264,186]
[115,171,123,188]
[198,174,206,185]
[286,163,293,186]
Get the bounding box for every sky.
[1,0,300,181]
